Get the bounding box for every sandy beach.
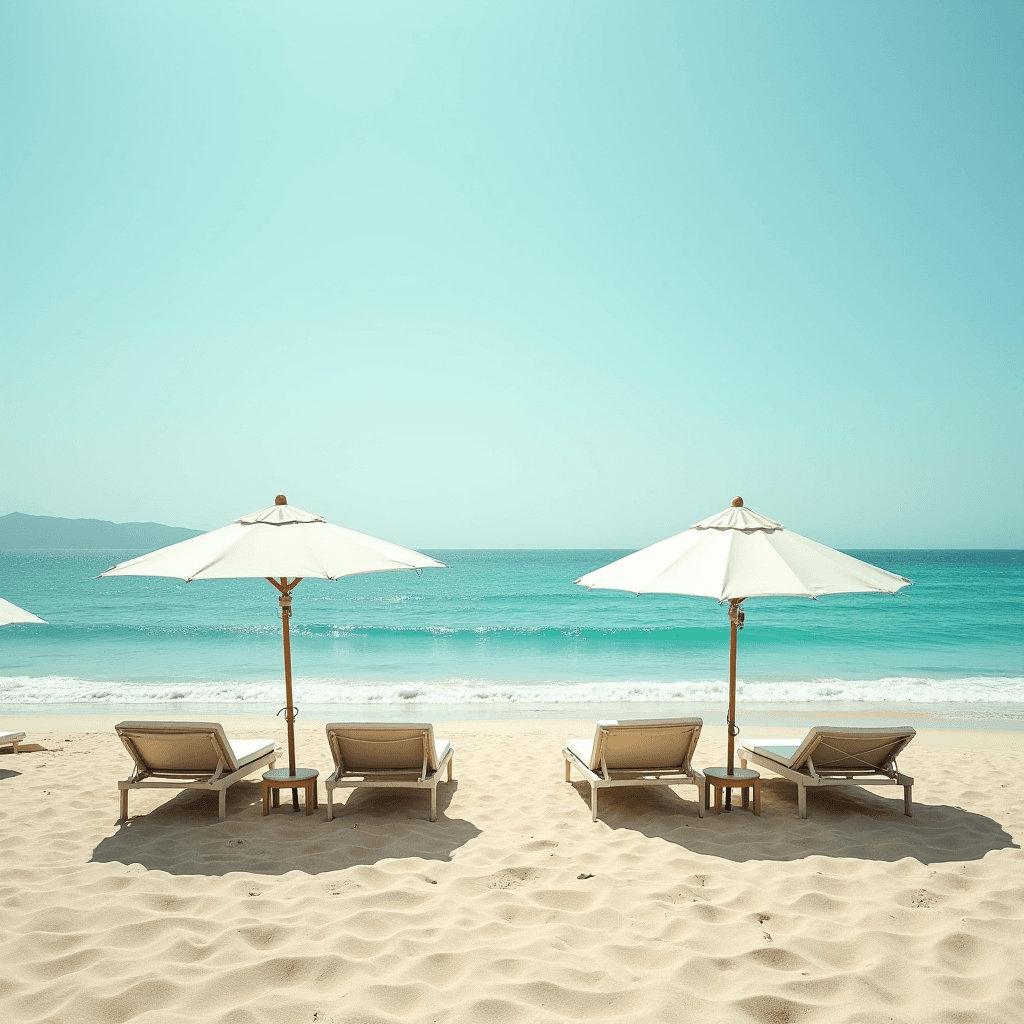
[0,714,1021,1024]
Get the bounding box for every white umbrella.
[576,497,911,798]
[0,598,47,626]
[100,495,445,777]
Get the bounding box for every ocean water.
[0,550,1020,721]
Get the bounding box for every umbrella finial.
[275,494,288,506]
[731,496,743,507]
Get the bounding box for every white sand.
[0,714,1021,1024]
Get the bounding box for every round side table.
[262,767,319,816]
[703,766,761,816]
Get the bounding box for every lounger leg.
[797,785,807,819]
[565,757,571,783]
[430,783,438,822]
[740,757,746,769]
[326,789,334,822]
[218,789,227,822]
[12,740,19,754]
[904,784,913,817]
[697,780,705,819]
[448,757,453,784]
[119,789,128,822]
[591,785,598,822]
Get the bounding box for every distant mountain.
[0,512,203,549]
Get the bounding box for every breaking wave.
[2,674,1021,705]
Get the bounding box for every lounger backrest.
[326,723,438,773]
[790,727,916,772]
[589,718,702,772]
[115,721,238,774]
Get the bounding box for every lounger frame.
[562,719,706,821]
[116,721,277,822]
[0,731,25,753]
[324,723,454,823]
[739,727,915,819]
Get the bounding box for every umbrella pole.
[280,584,299,809]
[726,599,744,810]
[270,577,302,810]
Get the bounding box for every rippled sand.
[0,715,1021,1023]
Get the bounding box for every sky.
[1,1,1021,549]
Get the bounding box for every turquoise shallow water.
[0,550,1020,712]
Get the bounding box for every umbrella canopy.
[576,502,909,600]
[576,497,911,803]
[99,500,444,581]
[100,496,445,781]
[0,597,47,626]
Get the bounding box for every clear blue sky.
[2,2,1021,548]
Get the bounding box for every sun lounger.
[115,721,277,822]
[738,726,916,819]
[0,731,26,753]
[324,723,454,822]
[562,718,705,821]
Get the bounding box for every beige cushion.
[226,738,277,767]
[740,738,806,767]
[567,737,595,766]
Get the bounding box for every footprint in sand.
[902,888,944,909]
[322,878,361,897]
[486,867,538,890]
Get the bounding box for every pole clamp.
[279,593,292,618]
[729,601,745,630]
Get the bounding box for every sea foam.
[2,674,1021,705]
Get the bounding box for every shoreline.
[5,698,1023,731]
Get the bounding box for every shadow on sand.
[567,778,1019,864]
[91,779,480,876]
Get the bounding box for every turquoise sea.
[1,550,1021,725]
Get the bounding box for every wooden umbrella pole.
[280,583,296,774]
[279,582,299,810]
[269,575,304,810]
[726,599,744,810]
